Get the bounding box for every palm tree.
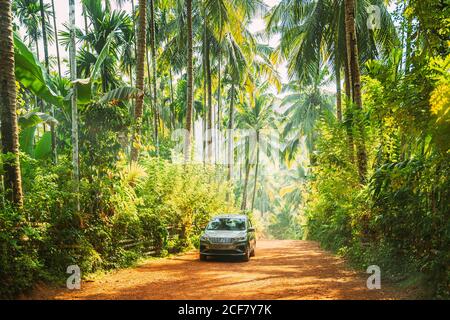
[281,67,334,162]
[50,0,61,76]
[0,0,24,207]
[149,0,159,153]
[13,0,51,59]
[267,0,396,173]
[185,0,193,161]
[344,0,367,183]
[61,0,134,92]
[236,85,276,210]
[38,0,49,69]
[130,0,147,162]
[38,0,58,163]
[68,0,79,210]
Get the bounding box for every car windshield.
[206,218,246,231]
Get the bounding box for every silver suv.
[199,215,256,262]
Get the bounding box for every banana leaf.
[14,34,63,108]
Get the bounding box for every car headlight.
[234,236,246,242]
[200,235,209,241]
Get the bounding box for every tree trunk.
[251,131,260,210]
[240,140,251,211]
[335,65,342,122]
[205,29,213,163]
[184,0,193,162]
[169,66,175,130]
[343,34,355,164]
[0,0,24,208]
[149,0,159,154]
[69,0,79,211]
[131,0,137,59]
[345,0,367,181]
[216,16,223,164]
[130,0,147,162]
[39,0,49,70]
[40,0,57,164]
[202,13,207,164]
[51,0,61,77]
[227,83,235,181]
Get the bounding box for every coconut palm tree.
[50,0,61,76]
[344,0,367,183]
[0,0,24,207]
[281,67,334,162]
[267,0,396,178]
[60,0,134,92]
[148,0,159,153]
[68,0,79,210]
[130,0,147,162]
[236,84,277,210]
[13,0,53,59]
[185,0,193,161]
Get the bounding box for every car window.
[206,218,246,231]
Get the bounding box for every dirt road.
[30,240,408,300]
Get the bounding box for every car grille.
[209,237,233,244]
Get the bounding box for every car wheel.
[200,254,207,261]
[242,248,250,262]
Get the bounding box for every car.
[199,214,256,262]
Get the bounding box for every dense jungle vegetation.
[0,0,448,299]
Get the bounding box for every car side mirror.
[248,227,255,232]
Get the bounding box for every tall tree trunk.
[184,0,193,162]
[345,0,368,183]
[131,0,137,58]
[227,83,235,181]
[39,0,49,70]
[404,4,413,73]
[51,0,61,77]
[202,15,207,164]
[343,34,355,164]
[131,0,147,162]
[0,0,23,208]
[251,131,260,210]
[335,65,342,122]
[69,0,79,211]
[240,140,251,211]
[39,0,57,164]
[205,30,213,162]
[216,16,223,164]
[169,66,175,130]
[149,0,159,154]
[34,34,40,61]
[34,34,45,118]
[129,64,133,86]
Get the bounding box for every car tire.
[200,254,207,261]
[242,248,250,262]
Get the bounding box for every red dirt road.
[30,240,408,300]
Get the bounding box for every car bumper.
[200,241,248,256]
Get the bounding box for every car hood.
[204,230,246,238]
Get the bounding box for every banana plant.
[18,111,58,159]
[14,33,141,161]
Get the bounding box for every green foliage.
[13,34,63,107]
[306,48,450,298]
[0,204,41,299]
[0,154,233,298]
[268,208,303,240]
